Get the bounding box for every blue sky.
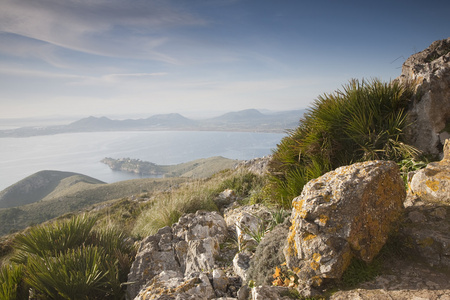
[0,0,449,119]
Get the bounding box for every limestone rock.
[235,156,272,176]
[251,286,295,300]
[127,210,228,299]
[401,204,450,268]
[126,226,183,299]
[215,189,237,210]
[284,160,405,288]
[397,38,450,157]
[233,252,251,282]
[224,204,271,251]
[133,271,215,300]
[246,223,289,286]
[213,269,229,293]
[409,139,450,204]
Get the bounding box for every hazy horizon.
[1,0,449,119]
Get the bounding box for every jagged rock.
[246,223,289,286]
[127,210,228,299]
[401,204,450,268]
[397,38,450,157]
[250,286,295,300]
[409,139,450,204]
[284,160,405,289]
[213,269,229,293]
[235,156,272,175]
[134,270,216,300]
[224,204,271,251]
[126,227,183,299]
[232,252,251,282]
[215,189,237,210]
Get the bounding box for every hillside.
[0,156,239,236]
[0,177,188,236]
[0,170,105,209]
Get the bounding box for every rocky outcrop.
[127,210,230,299]
[235,156,272,176]
[284,160,405,291]
[409,139,450,204]
[398,37,450,157]
[224,204,272,251]
[401,139,450,269]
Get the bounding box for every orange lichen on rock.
[426,179,440,192]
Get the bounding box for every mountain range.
[0,109,305,137]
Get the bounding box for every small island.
[100,156,240,179]
[101,157,164,176]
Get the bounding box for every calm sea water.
[0,131,284,191]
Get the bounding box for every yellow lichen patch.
[318,214,329,225]
[426,179,440,192]
[292,199,305,211]
[287,227,298,256]
[323,193,331,202]
[299,209,308,219]
[303,233,317,241]
[312,252,321,262]
[311,275,323,286]
[310,261,319,270]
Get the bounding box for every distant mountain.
[0,109,306,137]
[211,109,266,122]
[0,170,105,209]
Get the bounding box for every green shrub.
[25,246,110,299]
[12,214,96,264]
[269,78,418,207]
[0,263,28,300]
[10,214,135,299]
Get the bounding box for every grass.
[268,78,419,207]
[132,169,266,238]
[0,177,187,236]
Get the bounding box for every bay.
[0,131,284,191]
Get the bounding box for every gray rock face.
[224,204,271,251]
[402,140,450,268]
[409,139,450,204]
[397,38,450,157]
[402,204,450,268]
[251,285,294,300]
[127,210,228,300]
[284,160,405,288]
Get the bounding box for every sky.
[0,0,449,120]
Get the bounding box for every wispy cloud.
[0,0,206,62]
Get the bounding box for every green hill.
[0,157,240,236]
[0,171,105,209]
[0,177,187,236]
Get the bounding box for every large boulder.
[397,38,450,157]
[409,139,450,204]
[284,160,405,289]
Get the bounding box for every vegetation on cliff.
[267,78,420,208]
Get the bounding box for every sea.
[0,131,285,191]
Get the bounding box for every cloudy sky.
[0,0,449,119]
